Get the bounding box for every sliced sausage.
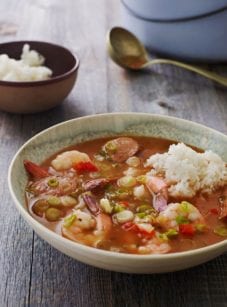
[82,193,100,216]
[83,178,111,191]
[104,137,139,163]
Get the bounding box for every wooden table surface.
[0,1,227,306]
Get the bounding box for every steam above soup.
[24,136,227,254]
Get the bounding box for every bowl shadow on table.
[1,97,86,140]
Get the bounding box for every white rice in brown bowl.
[145,143,227,198]
[0,44,52,82]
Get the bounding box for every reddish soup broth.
[25,136,227,254]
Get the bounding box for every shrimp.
[156,202,205,231]
[27,175,78,196]
[146,175,168,212]
[138,235,171,254]
[24,160,49,178]
[24,160,78,196]
[62,210,112,247]
[51,150,91,171]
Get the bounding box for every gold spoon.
[107,27,227,87]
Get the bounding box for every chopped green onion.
[126,156,140,167]
[214,226,227,237]
[106,188,131,200]
[115,210,134,224]
[116,188,131,199]
[45,208,61,221]
[98,149,109,159]
[63,214,77,228]
[180,201,192,213]
[165,229,179,238]
[105,141,117,153]
[136,212,147,219]
[89,172,101,179]
[113,203,125,213]
[118,176,137,188]
[159,229,178,241]
[137,204,152,213]
[47,178,59,187]
[70,187,83,198]
[196,224,207,232]
[100,198,113,214]
[94,154,105,162]
[61,196,77,207]
[47,196,61,206]
[159,233,169,241]
[176,215,188,225]
[136,175,147,184]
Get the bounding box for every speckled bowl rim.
[8,113,227,263]
[0,41,79,87]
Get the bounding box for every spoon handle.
[144,59,227,87]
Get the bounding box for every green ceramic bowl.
[8,113,227,273]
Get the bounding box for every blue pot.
[121,1,227,62]
[122,0,227,20]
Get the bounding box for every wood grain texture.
[0,1,227,306]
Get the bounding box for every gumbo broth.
[25,136,227,254]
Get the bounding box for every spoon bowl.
[107,27,227,86]
[107,27,148,69]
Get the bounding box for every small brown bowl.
[0,41,79,113]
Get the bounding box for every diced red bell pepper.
[119,201,129,208]
[73,161,98,173]
[24,160,49,178]
[210,208,219,215]
[179,224,196,236]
